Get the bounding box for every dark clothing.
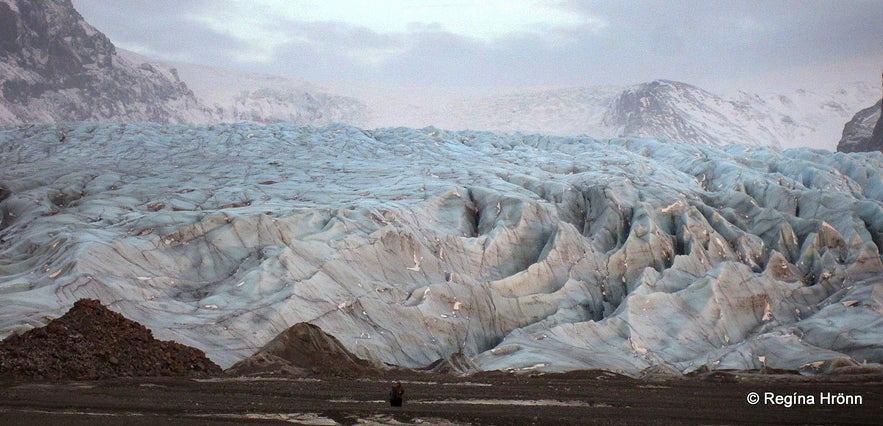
[389,383,405,406]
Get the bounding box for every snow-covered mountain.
[0,0,213,123]
[378,80,877,150]
[138,54,368,126]
[181,74,880,150]
[605,80,879,150]
[740,84,880,150]
[1,122,881,375]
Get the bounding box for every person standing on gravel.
[389,382,405,406]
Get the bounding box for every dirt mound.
[0,299,221,380]
[225,322,379,377]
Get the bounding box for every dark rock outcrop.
[225,322,378,377]
[0,0,212,123]
[0,299,221,380]
[837,99,882,153]
[0,0,368,126]
[870,102,883,151]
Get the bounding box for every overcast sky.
[71,0,882,93]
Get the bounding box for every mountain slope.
[604,80,876,149]
[603,80,778,147]
[0,0,365,126]
[392,80,877,150]
[838,99,882,153]
[0,0,214,123]
[744,84,879,150]
[137,53,368,126]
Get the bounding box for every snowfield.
[1,122,881,375]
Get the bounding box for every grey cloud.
[561,0,882,78]
[281,21,404,52]
[71,0,250,64]
[70,0,881,90]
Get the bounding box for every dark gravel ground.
[1,369,881,425]
[2,299,880,424]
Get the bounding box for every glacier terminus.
[1,122,881,376]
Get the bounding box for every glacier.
[1,122,881,375]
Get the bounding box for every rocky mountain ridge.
[838,99,883,153]
[0,0,365,126]
[0,0,214,123]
